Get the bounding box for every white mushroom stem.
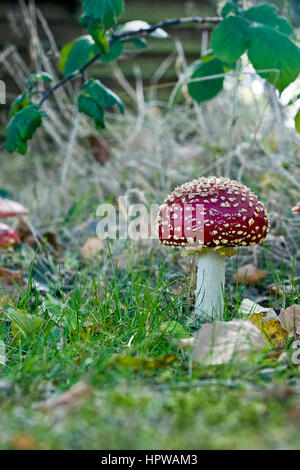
[195,250,225,321]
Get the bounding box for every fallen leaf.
[238,298,270,317]
[81,237,104,258]
[278,305,300,337]
[192,320,266,366]
[10,434,40,450]
[287,405,300,424]
[269,284,294,296]
[235,264,267,285]
[111,354,177,370]
[0,223,19,247]
[0,198,28,218]
[42,231,62,253]
[41,381,92,412]
[248,313,288,350]
[0,267,23,285]
[88,135,110,166]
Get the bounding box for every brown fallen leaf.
[0,267,23,285]
[287,405,300,424]
[235,264,267,285]
[269,284,294,296]
[278,305,300,337]
[248,313,288,350]
[81,237,104,258]
[88,135,110,166]
[41,381,92,412]
[192,320,266,366]
[10,433,40,450]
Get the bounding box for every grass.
[0,1,299,449]
[0,239,299,450]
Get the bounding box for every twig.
[37,15,222,108]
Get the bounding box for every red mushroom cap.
[0,223,20,248]
[292,203,300,214]
[0,198,28,218]
[157,177,269,249]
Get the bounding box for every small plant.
[4,0,300,155]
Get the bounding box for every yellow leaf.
[111,354,177,370]
[248,313,288,350]
[81,237,104,258]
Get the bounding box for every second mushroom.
[157,177,269,321]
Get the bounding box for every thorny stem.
[37,15,222,108]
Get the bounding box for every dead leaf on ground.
[41,381,92,412]
[81,237,104,258]
[88,135,110,166]
[248,313,288,350]
[269,284,295,296]
[278,305,300,337]
[235,264,267,285]
[0,267,23,285]
[238,298,270,317]
[192,320,266,366]
[110,354,177,370]
[10,434,40,450]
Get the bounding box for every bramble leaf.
[247,25,300,92]
[9,92,29,118]
[6,104,45,155]
[244,4,293,36]
[187,57,224,103]
[26,72,53,89]
[59,36,97,75]
[211,16,250,64]
[221,2,239,18]
[100,39,123,62]
[81,0,124,30]
[78,79,124,128]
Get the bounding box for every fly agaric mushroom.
[0,223,19,247]
[157,177,269,321]
[292,203,300,214]
[0,198,28,248]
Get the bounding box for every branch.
[37,15,222,108]
[112,16,222,40]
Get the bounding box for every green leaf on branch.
[295,110,300,134]
[100,39,123,62]
[78,79,124,129]
[59,35,97,75]
[129,37,148,49]
[244,4,293,36]
[221,2,239,18]
[211,16,250,64]
[26,72,53,89]
[187,57,224,103]
[6,104,45,155]
[9,92,29,118]
[81,0,124,30]
[247,25,300,93]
